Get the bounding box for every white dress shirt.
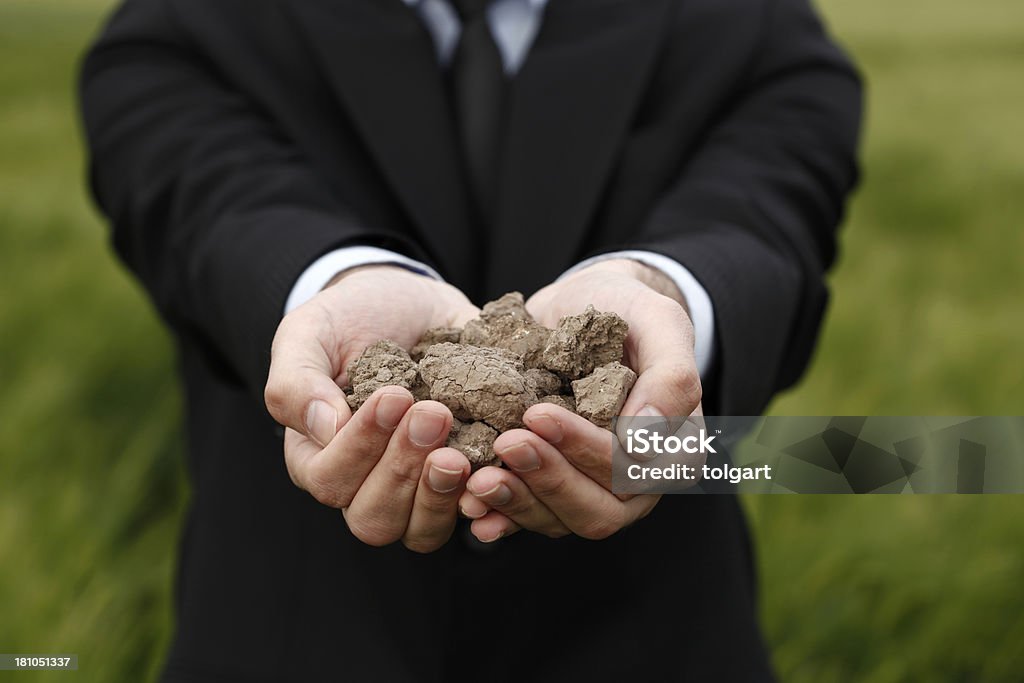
[285,0,715,377]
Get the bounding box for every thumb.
[265,311,353,449]
[619,294,703,422]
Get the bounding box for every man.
[80,0,861,679]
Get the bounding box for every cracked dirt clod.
[410,327,462,362]
[418,343,535,432]
[478,291,532,321]
[538,394,577,413]
[345,295,635,462]
[447,419,500,470]
[571,362,637,428]
[541,305,629,379]
[525,368,563,398]
[461,292,551,368]
[346,340,419,410]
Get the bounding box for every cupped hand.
[265,265,480,552]
[458,403,660,541]
[526,259,703,421]
[460,259,705,542]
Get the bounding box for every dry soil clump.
[345,293,634,468]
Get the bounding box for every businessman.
[81,0,861,679]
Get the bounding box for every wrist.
[323,264,473,329]
[325,263,428,290]
[579,259,688,313]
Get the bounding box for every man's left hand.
[458,259,705,542]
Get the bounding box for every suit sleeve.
[79,0,429,395]
[626,0,863,414]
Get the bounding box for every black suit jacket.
[81,0,861,680]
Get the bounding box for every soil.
[540,305,629,379]
[460,292,552,368]
[571,362,637,428]
[446,419,500,469]
[345,293,633,469]
[345,340,419,411]
[410,327,461,361]
[418,342,535,432]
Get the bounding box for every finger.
[345,401,452,546]
[402,448,471,553]
[459,490,490,519]
[616,296,703,452]
[523,404,616,491]
[284,387,414,508]
[618,295,702,420]
[469,495,659,544]
[470,511,521,544]
[265,309,352,448]
[624,494,661,526]
[524,403,636,501]
[466,466,570,538]
[492,430,626,540]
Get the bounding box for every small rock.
[410,327,462,361]
[479,292,532,321]
[447,420,500,470]
[572,362,637,428]
[538,394,577,413]
[346,340,418,410]
[524,368,563,397]
[541,305,628,379]
[418,343,535,432]
[461,293,551,368]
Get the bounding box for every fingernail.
[469,482,512,506]
[409,409,446,446]
[479,529,505,544]
[636,405,667,432]
[638,405,664,418]
[428,465,464,494]
[459,504,486,520]
[306,400,338,448]
[499,442,539,473]
[528,414,563,444]
[375,393,409,430]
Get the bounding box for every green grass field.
[1,1,1022,680]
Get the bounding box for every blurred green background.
[1,0,1022,680]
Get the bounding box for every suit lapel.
[488,0,675,297]
[288,0,477,282]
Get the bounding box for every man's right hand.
[264,265,480,552]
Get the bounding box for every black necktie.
[449,0,505,220]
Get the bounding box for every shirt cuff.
[559,250,716,379]
[284,246,443,315]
